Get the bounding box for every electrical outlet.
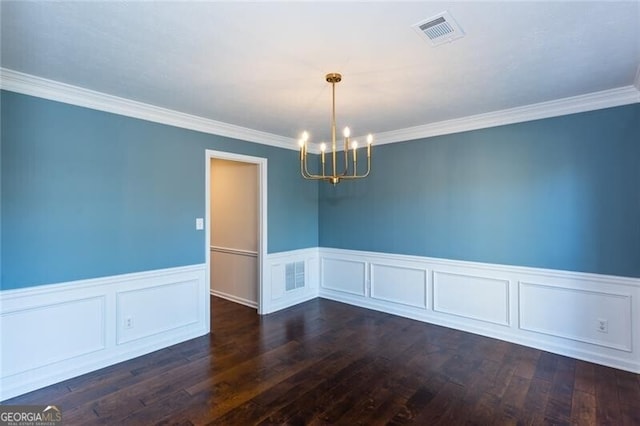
[597,318,608,333]
[125,317,133,329]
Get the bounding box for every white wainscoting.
[0,264,208,401]
[263,248,319,314]
[318,248,640,373]
[3,249,638,399]
[433,271,510,326]
[321,257,367,296]
[519,282,632,352]
[371,263,428,309]
[210,249,258,309]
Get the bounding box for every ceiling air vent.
[413,11,465,47]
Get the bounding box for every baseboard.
[267,291,318,315]
[0,264,208,401]
[318,248,640,373]
[210,289,258,309]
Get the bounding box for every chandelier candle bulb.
[343,128,349,173]
[320,143,327,176]
[352,140,358,165]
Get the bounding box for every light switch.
[195,218,204,230]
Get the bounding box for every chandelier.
[299,73,373,185]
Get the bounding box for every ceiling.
[2,1,639,146]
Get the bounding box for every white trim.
[0,264,206,300]
[518,281,632,352]
[369,85,640,145]
[0,68,297,151]
[432,271,511,326]
[317,247,640,374]
[0,264,208,400]
[205,150,268,315]
[2,68,638,153]
[3,248,639,399]
[319,247,640,289]
[320,257,367,296]
[369,262,428,309]
[210,289,258,309]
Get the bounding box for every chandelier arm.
[301,146,320,179]
[303,154,316,178]
[334,155,370,180]
[300,145,311,178]
[358,159,371,178]
[364,155,371,177]
[301,162,312,179]
[357,155,371,178]
[301,152,328,180]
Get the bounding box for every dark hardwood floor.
[4,296,640,425]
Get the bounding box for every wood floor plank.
[256,357,375,425]
[387,373,448,424]
[513,345,541,380]
[570,389,597,425]
[595,364,624,424]
[209,350,356,425]
[544,355,576,423]
[494,374,531,424]
[409,380,465,425]
[3,296,638,425]
[534,351,559,382]
[574,360,596,394]
[504,368,552,425]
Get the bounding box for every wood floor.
[4,296,640,425]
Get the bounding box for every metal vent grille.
[413,11,465,46]
[285,261,305,291]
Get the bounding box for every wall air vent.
[285,261,305,291]
[412,11,465,47]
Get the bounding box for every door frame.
[205,150,267,316]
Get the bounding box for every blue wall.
[320,104,640,278]
[1,91,318,290]
[3,91,638,289]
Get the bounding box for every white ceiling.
[2,1,639,145]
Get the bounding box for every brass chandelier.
[299,73,373,185]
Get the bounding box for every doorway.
[205,150,267,316]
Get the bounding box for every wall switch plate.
[195,218,204,230]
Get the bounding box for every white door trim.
[205,150,268,316]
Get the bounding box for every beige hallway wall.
[210,159,258,306]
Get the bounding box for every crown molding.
[370,85,640,146]
[0,68,298,151]
[2,67,639,152]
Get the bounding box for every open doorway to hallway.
[205,150,267,315]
